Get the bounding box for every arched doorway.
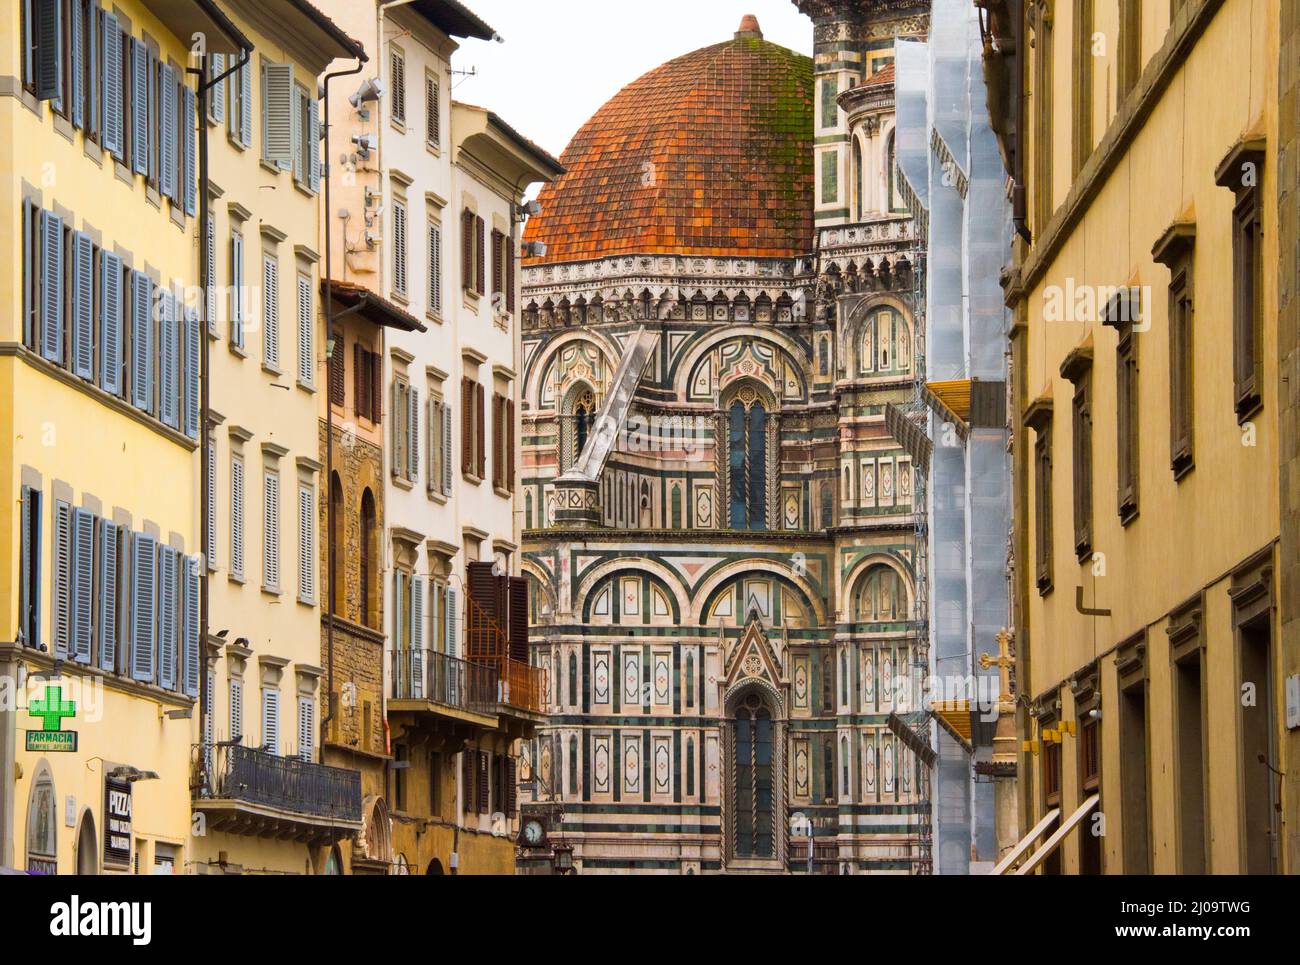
[426,858,445,875]
[75,812,98,875]
[723,683,785,868]
[25,761,57,874]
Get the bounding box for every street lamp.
[552,843,574,875]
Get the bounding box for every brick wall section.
[1277,0,1300,873]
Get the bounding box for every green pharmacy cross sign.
[26,685,78,752]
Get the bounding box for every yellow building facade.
[0,0,227,873]
[998,0,1290,872]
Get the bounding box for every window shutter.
[291,86,304,185]
[263,63,294,167]
[329,332,345,404]
[35,0,62,102]
[69,0,83,128]
[183,554,200,697]
[462,752,474,812]
[475,216,486,295]
[183,86,197,215]
[308,100,321,195]
[100,250,122,394]
[445,586,457,656]
[158,288,179,428]
[491,229,503,299]
[353,343,365,420]
[425,74,439,147]
[411,576,425,697]
[506,244,515,313]
[461,209,473,289]
[130,533,157,682]
[209,53,225,124]
[491,393,503,489]
[229,678,243,743]
[296,274,313,385]
[230,456,245,577]
[298,697,315,762]
[205,441,217,567]
[205,217,216,333]
[40,210,64,364]
[263,471,280,590]
[160,63,176,200]
[130,37,147,174]
[507,398,515,493]
[53,500,72,658]
[71,231,94,379]
[157,545,178,690]
[103,15,123,157]
[441,402,453,495]
[229,231,243,348]
[391,381,405,476]
[460,377,471,474]
[508,576,529,663]
[298,485,314,602]
[130,270,152,411]
[239,57,252,147]
[70,507,94,664]
[506,756,518,813]
[476,751,490,813]
[426,397,437,492]
[263,256,279,368]
[98,520,118,671]
[408,386,419,481]
[428,222,442,315]
[390,48,406,125]
[371,350,383,421]
[23,201,35,350]
[393,199,408,297]
[475,382,486,479]
[20,487,42,650]
[184,305,200,439]
[262,688,280,755]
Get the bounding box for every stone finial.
[735,14,763,40]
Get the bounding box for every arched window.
[823,735,835,802]
[575,397,592,454]
[671,485,682,529]
[567,652,577,706]
[330,472,345,616]
[568,736,578,796]
[685,652,695,708]
[26,764,57,873]
[726,393,768,531]
[840,650,848,705]
[841,735,850,798]
[852,136,864,218]
[856,565,909,622]
[360,489,377,628]
[734,694,774,858]
[561,384,596,472]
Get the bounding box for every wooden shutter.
[460,376,472,474]
[491,393,503,488]
[157,545,178,690]
[445,586,458,655]
[475,382,486,479]
[476,751,490,813]
[393,199,408,297]
[130,37,148,174]
[370,350,383,422]
[505,756,518,814]
[34,0,61,102]
[98,520,118,671]
[460,209,473,289]
[411,576,425,697]
[329,331,345,404]
[298,485,314,602]
[182,553,199,695]
[296,274,312,385]
[99,251,123,393]
[40,210,64,364]
[508,576,529,663]
[506,245,515,313]
[159,63,176,200]
[130,270,152,411]
[184,306,200,439]
[428,221,442,315]
[263,471,280,589]
[408,386,420,481]
[506,398,515,493]
[462,751,475,813]
[229,678,243,743]
[491,229,503,299]
[130,532,157,682]
[262,688,280,755]
[69,0,83,127]
[71,231,94,379]
[389,47,406,125]
[183,86,197,215]
[425,74,439,146]
[263,62,294,167]
[71,507,94,663]
[441,402,453,495]
[391,380,405,476]
[104,15,124,157]
[353,342,366,420]
[474,216,486,295]
[230,455,245,577]
[53,500,72,657]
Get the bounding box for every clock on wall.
[518,813,548,849]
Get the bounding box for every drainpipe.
[322,55,368,748]
[190,34,251,799]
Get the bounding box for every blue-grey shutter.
[262,255,279,368]
[53,500,72,658]
[130,270,153,412]
[183,555,200,697]
[183,85,197,215]
[205,217,216,332]
[230,232,244,348]
[160,63,176,200]
[159,288,178,428]
[184,304,200,439]
[71,507,94,663]
[291,86,304,184]
[69,0,83,128]
[100,250,123,394]
[20,486,42,649]
[411,576,425,698]
[130,532,156,682]
[130,37,148,175]
[102,12,122,157]
[263,63,295,168]
[441,402,453,495]
[35,0,61,102]
[98,520,118,671]
[157,545,177,690]
[72,231,94,379]
[209,53,225,124]
[85,2,96,139]
[40,211,64,364]
[205,443,217,567]
[408,386,419,481]
[445,586,457,656]
[239,57,252,147]
[23,201,35,349]
[309,97,321,193]
[296,273,312,385]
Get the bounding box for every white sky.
[450,0,815,161]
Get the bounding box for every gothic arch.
[523,331,622,409]
[573,557,689,624]
[690,559,826,626]
[670,327,812,403]
[841,294,913,377]
[841,552,915,623]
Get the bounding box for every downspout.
[190,35,251,797]
[321,55,368,748]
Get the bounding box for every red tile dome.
[523,23,813,264]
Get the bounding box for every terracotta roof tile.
[523,30,813,264]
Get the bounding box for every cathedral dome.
[522,16,813,264]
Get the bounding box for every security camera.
[521,240,547,258]
[349,77,385,108]
[352,133,376,159]
[521,199,542,217]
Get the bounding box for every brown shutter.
[508,575,528,663]
[491,229,503,298]
[476,750,490,813]
[506,245,515,313]
[475,382,486,479]
[461,376,472,475]
[370,350,383,422]
[462,751,475,813]
[505,756,518,814]
[461,209,473,289]
[475,216,486,295]
[491,393,503,488]
[467,560,499,622]
[353,342,365,419]
[329,331,345,405]
[506,398,515,493]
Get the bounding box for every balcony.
[192,743,362,844]
[495,656,548,717]
[389,648,499,724]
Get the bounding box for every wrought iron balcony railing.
[391,647,499,716]
[197,742,362,824]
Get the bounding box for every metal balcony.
[390,648,499,718]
